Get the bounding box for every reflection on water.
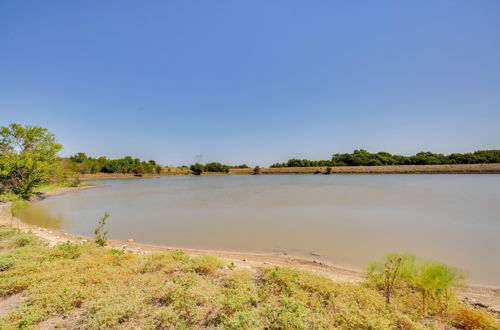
[18,175,500,286]
[18,205,63,229]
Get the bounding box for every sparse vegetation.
[0,227,497,329]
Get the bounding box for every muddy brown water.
[18,174,500,286]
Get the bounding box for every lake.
[19,174,500,286]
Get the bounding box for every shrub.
[94,212,109,247]
[451,304,500,330]
[0,192,18,202]
[367,254,465,313]
[190,163,204,175]
[325,167,332,174]
[192,255,223,275]
[253,166,260,174]
[13,233,38,247]
[51,241,82,259]
[0,254,15,271]
[68,176,81,187]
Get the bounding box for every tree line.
[270,149,500,168]
[0,123,163,199]
[190,162,249,175]
[68,152,162,175]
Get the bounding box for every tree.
[253,166,261,174]
[190,163,204,175]
[0,123,62,198]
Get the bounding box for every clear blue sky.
[1,1,499,166]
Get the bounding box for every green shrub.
[0,254,15,271]
[51,241,82,259]
[192,255,223,275]
[13,233,39,247]
[0,192,18,202]
[367,254,465,313]
[451,304,500,329]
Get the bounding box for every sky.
[1,1,499,166]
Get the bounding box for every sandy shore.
[1,185,499,312]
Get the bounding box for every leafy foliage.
[189,162,244,175]
[368,253,466,314]
[0,123,62,198]
[69,153,162,175]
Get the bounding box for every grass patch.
[0,225,498,329]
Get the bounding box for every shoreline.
[73,163,500,181]
[231,163,500,175]
[1,185,499,311]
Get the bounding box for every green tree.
[190,163,204,175]
[0,123,62,198]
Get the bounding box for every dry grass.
[0,226,498,329]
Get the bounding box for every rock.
[128,238,134,242]
[488,306,500,313]
[121,245,127,249]
[242,259,247,262]
[310,252,322,257]
[464,297,489,309]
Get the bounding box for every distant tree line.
[69,152,162,175]
[189,162,249,175]
[270,149,500,168]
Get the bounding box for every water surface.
[19,175,500,286]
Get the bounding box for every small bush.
[0,192,18,202]
[94,212,109,247]
[451,304,500,330]
[0,254,15,271]
[13,234,39,247]
[68,176,81,187]
[192,255,223,275]
[325,167,332,174]
[141,251,190,274]
[51,241,82,259]
[368,254,465,314]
